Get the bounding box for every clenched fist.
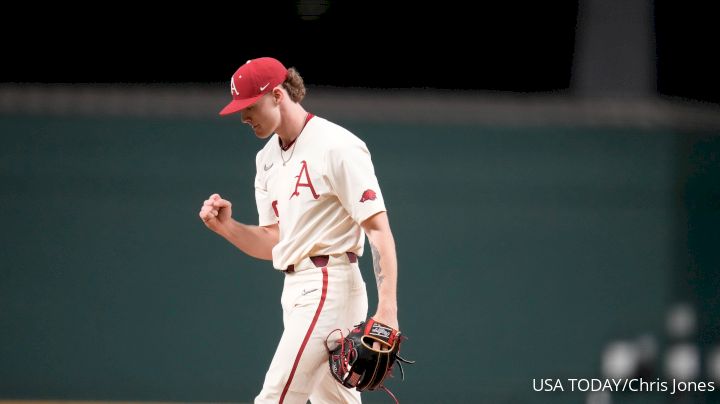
[199,193,233,231]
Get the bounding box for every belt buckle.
[310,255,330,268]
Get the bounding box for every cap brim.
[218,94,263,116]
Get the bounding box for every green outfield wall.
[1,114,718,403]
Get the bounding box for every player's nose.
[240,111,252,124]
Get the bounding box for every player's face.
[240,93,280,139]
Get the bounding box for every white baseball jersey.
[254,115,386,270]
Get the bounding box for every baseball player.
[198,57,400,403]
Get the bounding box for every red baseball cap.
[219,57,288,116]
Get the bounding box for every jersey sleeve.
[326,141,387,224]
[255,150,278,227]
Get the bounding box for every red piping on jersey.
[279,266,328,403]
[279,113,314,151]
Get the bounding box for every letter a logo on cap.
[230,76,240,96]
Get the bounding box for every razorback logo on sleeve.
[359,189,377,203]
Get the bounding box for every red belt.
[284,252,357,273]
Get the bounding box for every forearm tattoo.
[370,241,384,288]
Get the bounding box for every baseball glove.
[326,318,414,402]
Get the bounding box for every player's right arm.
[199,193,278,260]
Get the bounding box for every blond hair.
[282,67,306,103]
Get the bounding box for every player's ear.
[271,87,284,105]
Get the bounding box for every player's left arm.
[361,211,398,330]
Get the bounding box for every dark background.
[2,1,719,103]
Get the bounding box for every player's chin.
[253,127,274,139]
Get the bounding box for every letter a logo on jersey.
[290,160,320,200]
